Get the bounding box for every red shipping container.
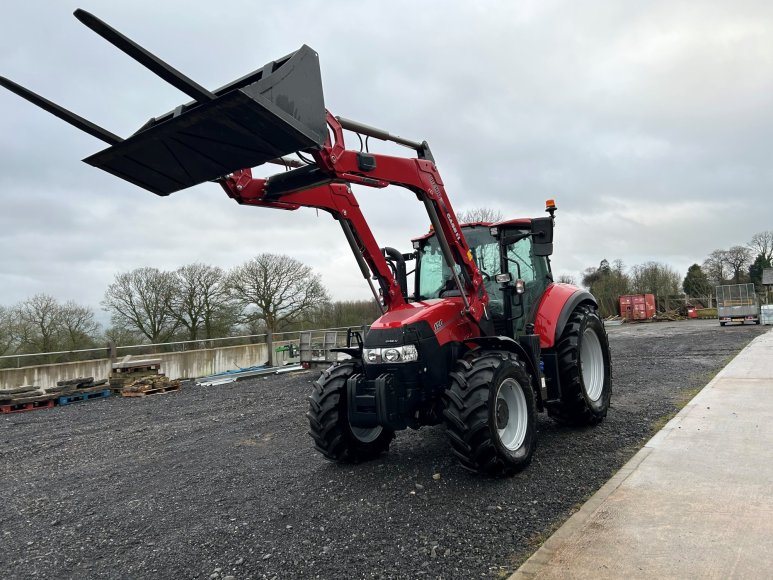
[619,294,656,321]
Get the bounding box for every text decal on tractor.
[1,9,612,476]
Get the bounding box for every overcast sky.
[1,0,772,321]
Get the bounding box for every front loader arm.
[221,173,406,312]
[221,113,488,323]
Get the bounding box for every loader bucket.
[0,10,328,196]
[86,44,327,195]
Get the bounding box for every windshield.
[417,226,500,299]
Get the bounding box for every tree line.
[0,253,380,365]
[2,230,771,361]
[580,230,773,317]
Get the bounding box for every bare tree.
[104,325,142,348]
[581,258,632,317]
[59,301,101,350]
[226,253,329,365]
[103,268,179,343]
[629,262,681,310]
[168,263,234,341]
[723,245,752,283]
[749,231,773,263]
[703,250,729,285]
[456,207,503,223]
[15,294,63,353]
[310,300,382,329]
[0,305,17,357]
[556,274,577,285]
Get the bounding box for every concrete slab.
[512,329,773,580]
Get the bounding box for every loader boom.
[220,112,488,323]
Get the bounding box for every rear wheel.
[307,361,394,463]
[548,304,612,426]
[443,351,537,476]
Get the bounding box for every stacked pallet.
[1,377,110,414]
[0,385,55,413]
[109,358,162,394]
[54,377,111,405]
[122,375,181,397]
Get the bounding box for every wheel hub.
[496,399,510,428]
[580,327,605,402]
[495,378,528,451]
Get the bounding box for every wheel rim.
[350,423,383,443]
[580,328,605,402]
[495,378,528,451]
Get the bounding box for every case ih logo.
[434,319,445,332]
[427,175,462,243]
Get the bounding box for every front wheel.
[443,351,537,476]
[306,361,394,463]
[548,304,612,426]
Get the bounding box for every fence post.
[107,340,117,362]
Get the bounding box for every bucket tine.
[73,9,216,103]
[0,76,122,145]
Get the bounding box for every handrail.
[0,327,352,363]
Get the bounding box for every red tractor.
[1,10,611,475]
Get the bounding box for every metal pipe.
[336,116,423,151]
[339,220,386,314]
[266,156,305,169]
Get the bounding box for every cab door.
[501,228,552,337]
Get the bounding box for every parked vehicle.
[716,284,760,326]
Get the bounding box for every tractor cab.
[413,206,555,339]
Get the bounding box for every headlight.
[383,348,400,362]
[362,344,419,364]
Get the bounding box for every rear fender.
[534,283,597,349]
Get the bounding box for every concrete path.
[513,328,773,579]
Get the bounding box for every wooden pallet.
[121,383,181,398]
[1,397,56,414]
[57,388,111,406]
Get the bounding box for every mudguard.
[533,283,598,349]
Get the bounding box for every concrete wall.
[0,342,270,389]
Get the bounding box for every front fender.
[464,336,539,386]
[534,283,597,349]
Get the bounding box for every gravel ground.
[0,320,767,580]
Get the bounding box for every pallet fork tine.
[0,76,122,145]
[73,9,215,103]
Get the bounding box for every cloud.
[1,0,772,316]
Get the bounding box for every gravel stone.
[0,320,764,579]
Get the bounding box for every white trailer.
[716,283,760,326]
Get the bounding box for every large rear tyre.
[306,361,394,463]
[443,351,537,476]
[548,304,612,426]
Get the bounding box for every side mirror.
[531,217,554,256]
